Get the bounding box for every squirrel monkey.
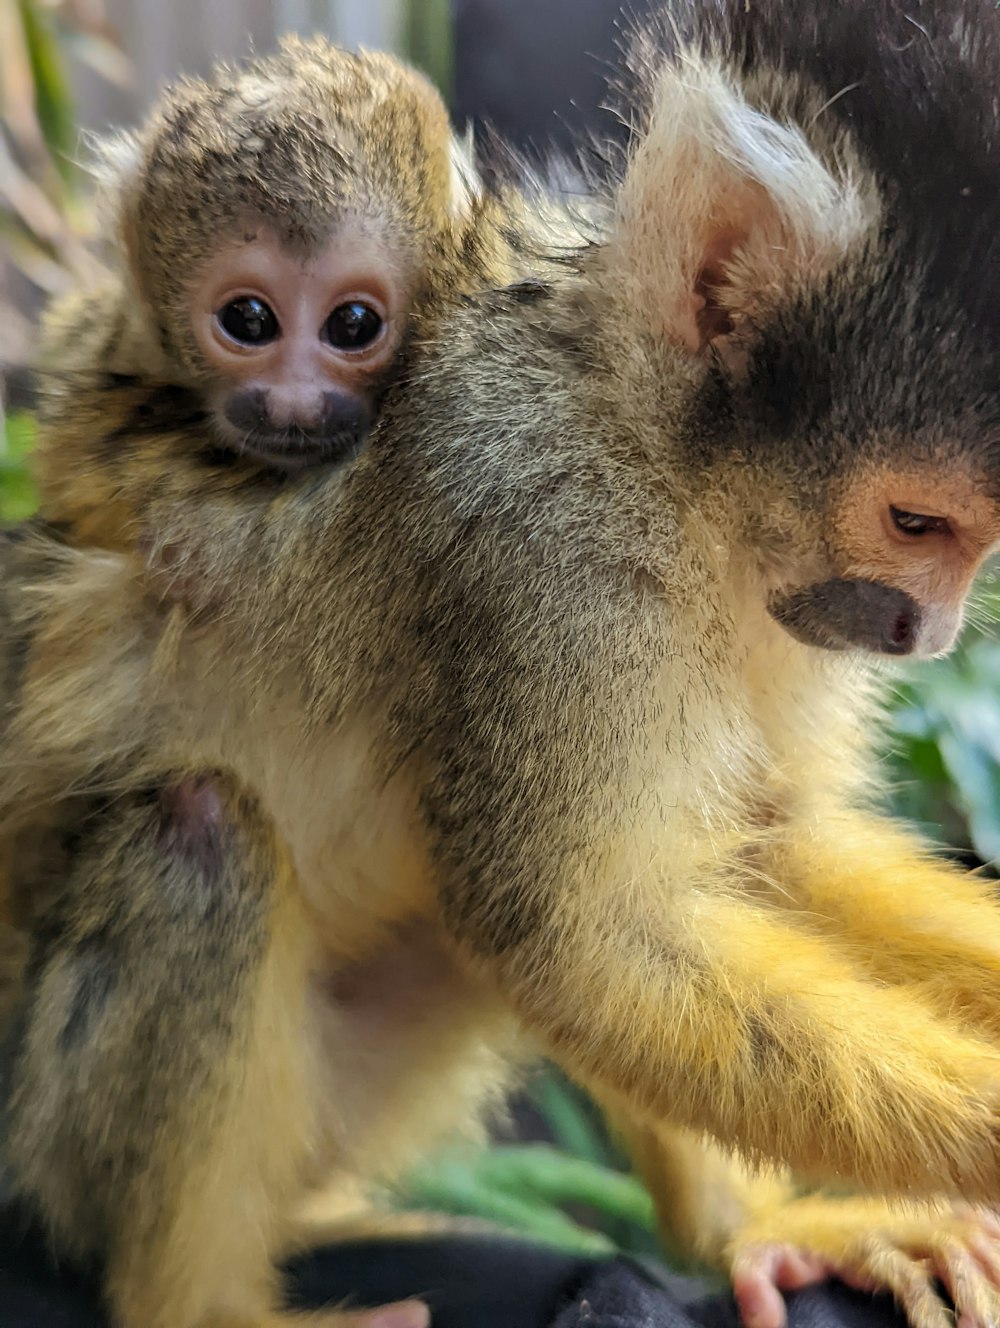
[9,2,1000,1327]
[31,35,513,551]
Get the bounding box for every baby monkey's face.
[188,221,411,472]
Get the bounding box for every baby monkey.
[34,35,489,547]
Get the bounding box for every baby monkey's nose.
[224,387,270,432]
[224,385,371,438]
[316,388,373,441]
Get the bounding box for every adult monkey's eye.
[890,506,951,537]
[217,297,279,345]
[325,302,383,350]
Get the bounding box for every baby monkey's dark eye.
[217,297,279,345]
[890,506,951,537]
[325,302,383,350]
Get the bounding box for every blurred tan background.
[70,1,416,131]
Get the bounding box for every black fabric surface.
[553,1259,908,1328]
[0,1208,910,1328]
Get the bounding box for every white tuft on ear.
[81,127,143,197]
[613,57,878,355]
[448,122,482,218]
[79,129,145,269]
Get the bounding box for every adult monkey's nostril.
[885,608,916,654]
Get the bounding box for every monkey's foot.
[727,1200,1000,1328]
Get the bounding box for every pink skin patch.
[365,1302,430,1328]
[158,775,226,883]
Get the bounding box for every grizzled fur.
[9,5,1000,1328]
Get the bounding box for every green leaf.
[401,0,454,98]
[463,1145,657,1229]
[0,469,39,524]
[881,599,1000,857]
[395,1153,615,1254]
[394,1142,660,1260]
[0,410,38,522]
[2,409,37,457]
[17,0,78,179]
[530,1070,614,1167]
[937,731,1000,865]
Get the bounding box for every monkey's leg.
[3,774,428,1328]
[611,1116,1000,1328]
[480,885,1000,1199]
[765,809,1000,1038]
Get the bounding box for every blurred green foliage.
[0,410,38,522]
[884,573,1000,863]
[1,0,125,319]
[398,1142,656,1257]
[16,0,78,173]
[402,0,455,99]
[392,1070,664,1259]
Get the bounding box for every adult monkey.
[7,3,1000,1328]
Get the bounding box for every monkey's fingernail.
[368,1300,431,1328]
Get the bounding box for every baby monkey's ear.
[612,58,878,362]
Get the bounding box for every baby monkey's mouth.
[212,387,372,474]
[231,423,367,474]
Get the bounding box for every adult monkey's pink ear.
[610,57,879,363]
